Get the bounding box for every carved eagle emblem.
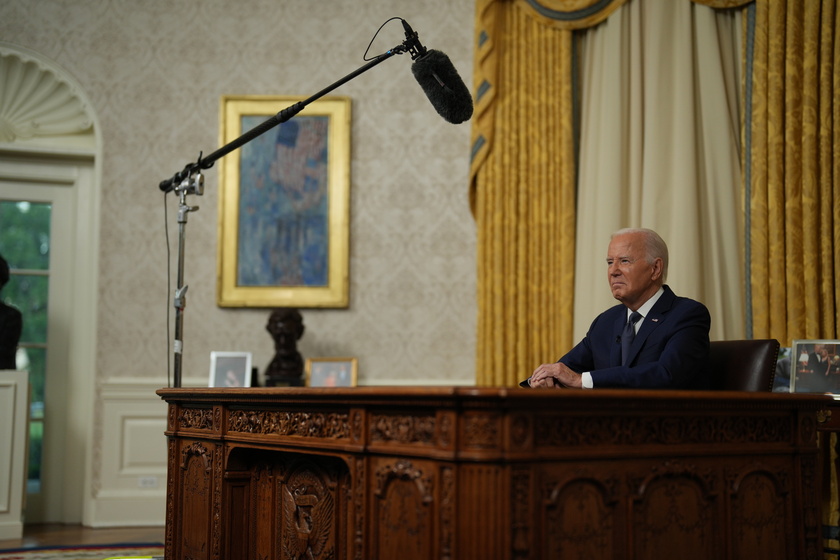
[282,484,334,560]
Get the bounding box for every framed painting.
[209,351,253,388]
[217,95,351,307]
[305,357,358,387]
[789,339,840,394]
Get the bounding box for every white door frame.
[0,150,100,524]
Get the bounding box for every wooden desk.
[158,387,830,560]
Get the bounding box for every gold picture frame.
[217,95,351,307]
[305,357,358,387]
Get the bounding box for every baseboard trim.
[0,520,23,540]
[86,494,166,528]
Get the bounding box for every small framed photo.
[305,357,357,387]
[209,351,253,388]
[790,340,840,394]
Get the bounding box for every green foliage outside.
[28,420,43,481]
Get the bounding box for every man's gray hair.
[611,228,669,282]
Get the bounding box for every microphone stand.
[161,42,411,388]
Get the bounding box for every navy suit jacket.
[525,285,711,389]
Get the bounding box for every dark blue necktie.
[621,311,643,366]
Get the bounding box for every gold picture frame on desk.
[217,95,351,308]
[305,357,357,387]
[790,339,840,394]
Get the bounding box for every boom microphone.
[402,20,474,124]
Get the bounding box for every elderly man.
[524,228,710,389]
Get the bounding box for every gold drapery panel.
[470,0,627,205]
[471,0,577,386]
[746,0,839,342]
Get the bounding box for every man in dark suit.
[804,344,835,392]
[808,344,831,376]
[524,228,710,389]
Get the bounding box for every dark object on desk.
[264,308,305,387]
[708,338,780,391]
[0,302,22,369]
[0,253,22,370]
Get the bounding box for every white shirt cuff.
[581,372,593,389]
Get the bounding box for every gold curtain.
[746,0,839,343]
[470,0,624,386]
[743,0,839,543]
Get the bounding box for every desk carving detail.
[180,442,211,472]
[374,459,433,502]
[534,414,795,447]
[545,476,617,557]
[228,410,350,439]
[373,459,447,560]
[463,413,501,448]
[370,414,436,445]
[631,466,718,557]
[179,408,213,431]
[282,467,335,560]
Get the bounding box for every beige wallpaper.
[0,0,477,386]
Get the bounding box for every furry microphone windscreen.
[411,50,474,125]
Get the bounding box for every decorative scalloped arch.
[0,42,94,143]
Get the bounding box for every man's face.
[606,233,662,309]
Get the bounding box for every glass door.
[0,180,73,522]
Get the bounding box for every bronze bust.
[264,308,305,386]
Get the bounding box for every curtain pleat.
[818,0,839,338]
[470,0,500,210]
[835,0,840,335]
[471,2,576,386]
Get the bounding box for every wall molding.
[90,379,169,527]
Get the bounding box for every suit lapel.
[625,286,676,366]
[611,313,625,366]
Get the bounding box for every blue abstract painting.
[236,116,329,287]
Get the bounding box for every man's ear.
[651,258,664,280]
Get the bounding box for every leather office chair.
[707,339,780,391]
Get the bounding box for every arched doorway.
[0,42,101,525]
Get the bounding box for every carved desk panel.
[158,387,830,560]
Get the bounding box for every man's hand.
[528,362,583,388]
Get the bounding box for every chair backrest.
[708,339,780,391]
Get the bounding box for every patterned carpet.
[0,544,164,560]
